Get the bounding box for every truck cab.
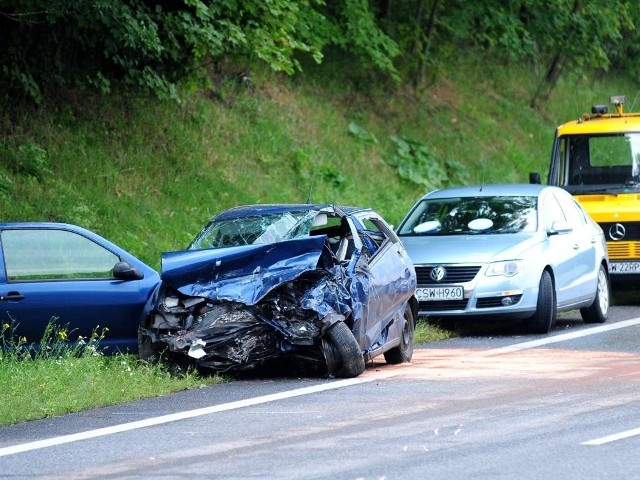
[531,95,640,286]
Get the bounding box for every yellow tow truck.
[531,95,640,287]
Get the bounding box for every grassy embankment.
[1,55,635,425]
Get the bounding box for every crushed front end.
[138,236,355,374]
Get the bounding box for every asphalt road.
[1,298,639,480]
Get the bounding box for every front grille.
[476,295,523,308]
[415,265,481,284]
[419,299,469,311]
[600,222,640,242]
[605,241,640,260]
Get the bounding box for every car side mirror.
[548,220,572,235]
[113,261,144,280]
[529,172,541,184]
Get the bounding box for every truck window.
[564,133,640,186]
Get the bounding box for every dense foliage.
[1,0,639,104]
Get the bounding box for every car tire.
[580,264,609,324]
[524,270,556,334]
[324,321,365,378]
[383,303,415,364]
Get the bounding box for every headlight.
[486,260,524,277]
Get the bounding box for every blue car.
[0,223,160,352]
[397,184,610,333]
[139,204,417,378]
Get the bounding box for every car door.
[553,191,599,301]
[348,214,415,351]
[541,191,584,307]
[0,226,157,352]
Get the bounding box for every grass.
[0,322,223,426]
[2,61,635,271]
[0,52,636,425]
[414,319,454,344]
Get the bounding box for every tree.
[0,0,401,103]
[528,0,634,107]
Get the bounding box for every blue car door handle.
[0,291,25,301]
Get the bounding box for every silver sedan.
[396,184,610,333]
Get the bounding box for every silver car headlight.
[485,260,524,277]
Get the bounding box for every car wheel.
[524,270,556,334]
[324,321,365,378]
[580,264,609,324]
[383,303,415,364]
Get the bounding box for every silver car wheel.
[580,264,609,324]
[596,267,609,315]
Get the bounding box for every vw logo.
[608,223,626,241]
[430,266,446,282]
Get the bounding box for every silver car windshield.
[398,196,537,236]
[188,210,319,249]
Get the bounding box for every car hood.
[160,236,328,305]
[400,233,541,264]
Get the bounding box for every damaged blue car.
[138,204,417,378]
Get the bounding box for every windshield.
[188,210,319,250]
[561,133,640,192]
[398,196,537,236]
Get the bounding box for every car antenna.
[479,156,486,191]
[306,182,314,204]
[629,91,640,112]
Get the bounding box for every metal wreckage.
[138,205,417,378]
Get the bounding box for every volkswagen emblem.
[608,223,626,241]
[430,266,446,282]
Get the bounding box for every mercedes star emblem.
[608,223,626,241]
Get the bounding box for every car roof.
[421,183,550,200]
[213,204,373,220]
[0,221,90,230]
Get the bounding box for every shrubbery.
[1,1,639,105]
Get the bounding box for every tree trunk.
[530,52,565,108]
[414,0,441,88]
[530,0,582,108]
[377,0,392,19]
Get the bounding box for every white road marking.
[2,318,640,456]
[490,316,640,448]
[0,373,398,458]
[582,427,640,446]
[481,316,640,356]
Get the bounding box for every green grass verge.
[414,318,454,344]
[0,354,223,426]
[0,321,224,426]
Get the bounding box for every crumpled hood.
[160,236,327,305]
[400,233,541,264]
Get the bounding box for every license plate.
[416,286,464,301]
[609,261,640,274]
